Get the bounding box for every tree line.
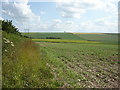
[1,20,21,36]
[1,20,30,38]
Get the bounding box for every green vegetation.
[22,32,85,40]
[2,20,119,88]
[2,20,21,36]
[74,33,119,44]
[2,20,55,88]
[38,42,118,88]
[2,31,55,88]
[32,39,101,44]
[23,32,119,45]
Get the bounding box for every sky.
[0,0,119,33]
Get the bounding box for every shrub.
[1,20,21,36]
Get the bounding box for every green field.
[74,33,119,44]
[30,32,119,88]
[22,32,119,44]
[38,42,119,88]
[22,33,85,40]
[3,31,119,88]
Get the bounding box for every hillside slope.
[74,33,119,44]
[22,33,85,40]
[22,32,119,44]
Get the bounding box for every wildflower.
[4,41,8,43]
[11,43,14,47]
[5,49,7,52]
[4,38,10,43]
[6,39,10,43]
[78,79,81,82]
[3,38,6,40]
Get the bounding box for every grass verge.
[2,32,53,88]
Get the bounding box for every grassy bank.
[2,32,53,88]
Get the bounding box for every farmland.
[22,33,85,40]
[2,0,119,88]
[3,31,119,88]
[74,33,119,44]
[22,32,119,44]
[32,39,101,44]
[27,32,119,88]
[38,42,119,88]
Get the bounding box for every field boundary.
[32,39,101,44]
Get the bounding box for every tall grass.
[2,32,53,88]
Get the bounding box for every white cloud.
[79,18,118,33]
[2,0,29,3]
[26,19,79,32]
[2,0,41,31]
[40,11,45,15]
[2,1,40,21]
[53,19,62,23]
[57,0,118,18]
[66,21,74,24]
[0,16,3,20]
[2,0,118,33]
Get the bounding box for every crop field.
[38,42,119,88]
[22,33,85,40]
[32,39,101,44]
[74,33,119,44]
[22,32,119,44]
[4,32,119,88]
[2,1,120,88]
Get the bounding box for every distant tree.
[1,20,21,36]
[46,37,61,39]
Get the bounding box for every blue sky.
[1,0,119,33]
[29,2,61,21]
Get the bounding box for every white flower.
[3,38,7,41]
[78,79,81,82]
[4,41,8,43]
[3,38,10,43]
[11,43,14,47]
[5,49,7,52]
[6,39,10,43]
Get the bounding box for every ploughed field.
[22,32,119,88]
[38,42,119,88]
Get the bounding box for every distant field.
[74,33,119,44]
[22,32,119,44]
[22,33,85,40]
[32,39,101,44]
[72,32,104,34]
